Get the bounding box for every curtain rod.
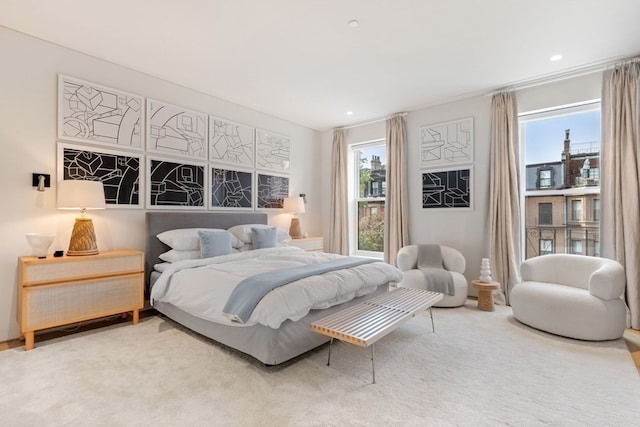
[486,55,634,97]
[338,112,407,130]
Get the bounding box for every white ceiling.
[2,0,640,131]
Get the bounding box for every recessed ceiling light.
[348,20,359,28]
[346,111,354,116]
[550,54,563,62]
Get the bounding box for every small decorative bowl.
[26,233,55,258]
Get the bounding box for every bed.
[145,211,401,365]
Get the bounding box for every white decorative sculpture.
[479,258,492,283]
[26,233,55,258]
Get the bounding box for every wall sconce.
[282,196,306,239]
[32,173,51,192]
[56,180,106,256]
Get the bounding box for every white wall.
[0,26,321,342]
[320,72,602,297]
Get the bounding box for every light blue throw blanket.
[223,256,377,323]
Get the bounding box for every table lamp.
[282,196,305,239]
[57,180,106,256]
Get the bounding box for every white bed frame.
[145,212,389,365]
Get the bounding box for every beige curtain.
[329,128,349,255]
[601,58,640,330]
[489,90,521,305]
[384,115,409,265]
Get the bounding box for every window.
[520,101,600,260]
[594,240,600,257]
[571,239,583,255]
[352,140,386,255]
[571,200,582,221]
[538,169,552,188]
[540,239,553,255]
[593,199,600,221]
[538,203,552,225]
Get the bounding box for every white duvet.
[151,246,403,329]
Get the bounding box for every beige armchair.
[396,245,468,307]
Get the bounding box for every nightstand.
[287,237,324,252]
[18,249,144,350]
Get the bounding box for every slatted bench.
[310,287,443,383]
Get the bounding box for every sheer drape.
[601,58,640,329]
[329,128,348,255]
[489,91,521,305]
[384,115,409,265]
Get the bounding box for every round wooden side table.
[471,280,500,312]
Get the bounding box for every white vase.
[479,258,492,283]
[26,233,55,258]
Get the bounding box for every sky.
[523,109,600,164]
[360,145,386,168]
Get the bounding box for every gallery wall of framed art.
[56,75,292,211]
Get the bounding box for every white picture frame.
[419,117,473,169]
[57,142,144,209]
[147,156,207,209]
[209,164,254,210]
[147,99,208,161]
[208,116,255,168]
[421,165,473,210]
[255,128,291,173]
[256,171,289,209]
[58,75,144,150]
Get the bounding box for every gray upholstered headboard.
[144,211,268,288]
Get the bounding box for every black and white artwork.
[210,166,253,210]
[209,117,254,168]
[255,129,290,173]
[419,117,473,168]
[422,167,472,209]
[257,173,289,209]
[58,75,144,150]
[148,157,206,209]
[57,143,143,208]
[147,99,208,160]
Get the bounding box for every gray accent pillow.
[198,230,233,258]
[251,226,278,249]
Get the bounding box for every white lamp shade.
[282,197,305,214]
[57,180,106,210]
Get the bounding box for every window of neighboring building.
[540,239,553,255]
[571,239,583,255]
[538,169,552,188]
[571,200,582,221]
[594,240,600,257]
[351,140,386,256]
[538,203,552,225]
[593,198,600,221]
[520,101,600,259]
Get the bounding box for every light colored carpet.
[1,302,638,426]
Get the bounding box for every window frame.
[519,100,601,261]
[349,139,386,258]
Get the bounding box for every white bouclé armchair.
[510,254,627,340]
[396,245,468,307]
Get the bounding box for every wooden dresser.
[18,249,144,350]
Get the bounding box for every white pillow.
[228,224,291,244]
[157,228,243,250]
[158,249,201,263]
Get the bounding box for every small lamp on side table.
[56,180,106,256]
[283,196,305,239]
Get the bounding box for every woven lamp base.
[289,217,302,239]
[67,217,99,256]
